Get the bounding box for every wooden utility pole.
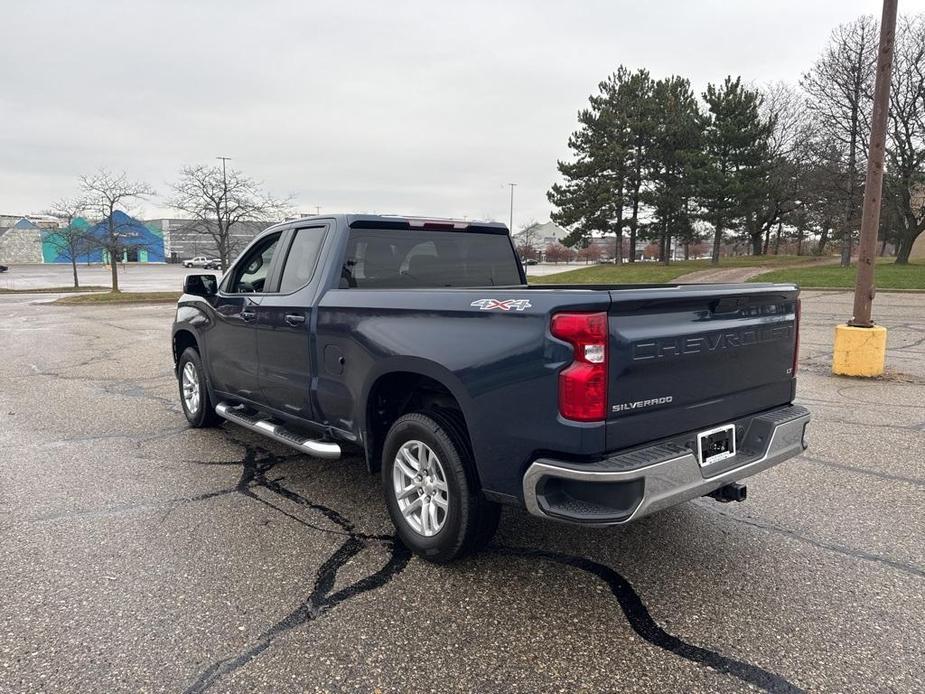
[833,0,897,377]
[850,0,898,327]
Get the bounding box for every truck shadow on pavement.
[180,434,803,694]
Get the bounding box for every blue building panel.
[42,211,165,263]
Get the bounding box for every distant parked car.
[183,256,221,270]
[522,258,538,266]
[0,264,8,273]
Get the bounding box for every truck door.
[209,231,283,400]
[255,224,328,420]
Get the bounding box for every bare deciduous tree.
[765,92,832,257]
[168,164,290,267]
[517,220,541,247]
[763,82,809,159]
[79,169,155,292]
[515,220,542,260]
[885,15,925,264]
[44,196,90,288]
[748,82,814,255]
[802,15,878,266]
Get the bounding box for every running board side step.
[215,402,341,459]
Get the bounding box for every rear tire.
[382,412,500,563]
[177,347,221,428]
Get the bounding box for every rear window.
[340,229,522,288]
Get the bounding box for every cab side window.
[278,226,326,293]
[227,233,280,293]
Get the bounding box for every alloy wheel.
[392,440,450,536]
[181,361,201,414]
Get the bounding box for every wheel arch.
[362,360,478,481]
[172,328,199,370]
[171,323,221,409]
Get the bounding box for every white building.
[0,217,48,264]
[512,221,571,247]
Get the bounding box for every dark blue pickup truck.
[172,214,810,562]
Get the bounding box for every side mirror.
[183,274,218,297]
[245,255,263,274]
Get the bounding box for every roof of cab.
[271,213,509,234]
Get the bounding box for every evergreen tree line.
[547,14,925,266]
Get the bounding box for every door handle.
[241,309,256,321]
[285,313,306,326]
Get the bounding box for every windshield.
[341,229,523,288]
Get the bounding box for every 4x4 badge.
[470,299,532,312]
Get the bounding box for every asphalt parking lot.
[0,263,219,292]
[0,261,573,287]
[0,290,923,693]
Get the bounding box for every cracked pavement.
[0,289,922,692]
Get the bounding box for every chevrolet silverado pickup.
[172,214,810,562]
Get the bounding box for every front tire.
[382,412,500,563]
[177,347,221,427]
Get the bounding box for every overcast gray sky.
[3,0,924,228]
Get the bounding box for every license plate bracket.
[697,424,736,467]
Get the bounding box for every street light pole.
[507,183,517,232]
[216,156,231,196]
[849,0,898,328]
[216,156,231,264]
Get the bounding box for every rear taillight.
[551,311,608,422]
[792,299,801,376]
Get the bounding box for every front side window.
[227,233,280,293]
[278,226,326,293]
[341,229,522,288]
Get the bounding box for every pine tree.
[642,76,702,264]
[548,68,634,256]
[698,77,774,264]
[620,69,658,262]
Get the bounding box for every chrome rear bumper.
[522,404,810,526]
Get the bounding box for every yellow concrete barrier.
[832,324,887,377]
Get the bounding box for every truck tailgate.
[605,284,799,451]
